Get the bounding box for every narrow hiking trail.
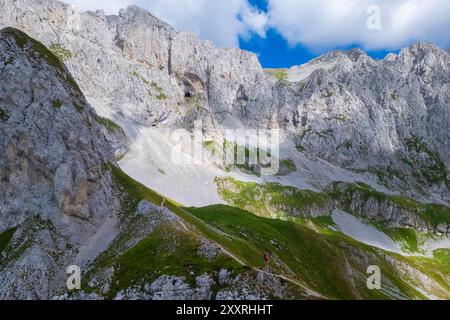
[219,244,326,299]
[171,205,327,299]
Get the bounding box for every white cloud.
[65,0,267,48]
[60,0,450,51]
[267,0,450,51]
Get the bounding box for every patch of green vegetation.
[0,108,9,122]
[155,92,168,100]
[131,73,168,100]
[326,115,348,122]
[132,71,149,85]
[295,144,305,153]
[151,81,163,91]
[422,205,450,227]
[109,164,165,215]
[73,101,84,112]
[51,99,62,108]
[48,43,73,62]
[95,116,125,136]
[405,249,450,294]
[204,140,263,176]
[108,224,242,295]
[264,68,288,82]
[218,176,450,229]
[151,81,167,100]
[383,227,419,252]
[353,166,408,189]
[391,91,399,100]
[203,140,221,159]
[0,227,17,254]
[278,159,297,176]
[216,177,329,217]
[432,250,450,274]
[203,140,217,149]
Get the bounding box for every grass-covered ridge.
[216,177,450,230]
[92,223,244,297]
[1,27,84,110]
[0,227,17,254]
[95,116,126,136]
[216,177,330,218]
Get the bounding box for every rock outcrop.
[0,27,118,298]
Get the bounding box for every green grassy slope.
[186,205,431,300]
[0,227,16,254]
[90,165,449,300]
[217,177,450,229]
[84,166,253,298]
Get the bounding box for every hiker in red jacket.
[264,252,270,272]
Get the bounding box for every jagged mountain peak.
[117,4,175,33]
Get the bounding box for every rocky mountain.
[1,0,448,205]
[280,46,450,201]
[0,0,449,300]
[0,27,311,300]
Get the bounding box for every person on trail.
[263,252,270,272]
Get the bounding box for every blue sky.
[67,0,450,68]
[239,27,396,68]
[240,0,423,67]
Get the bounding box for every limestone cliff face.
[1,0,448,206]
[0,0,275,130]
[0,27,116,240]
[279,47,450,202]
[0,27,118,299]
